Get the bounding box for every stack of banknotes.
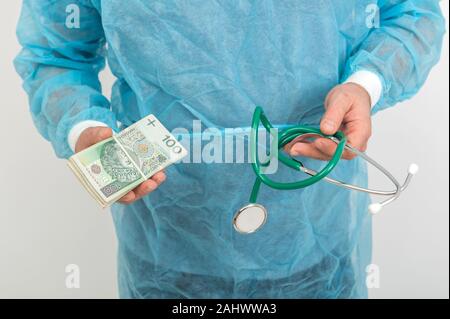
[68,115,187,207]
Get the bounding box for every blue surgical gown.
[15,0,445,298]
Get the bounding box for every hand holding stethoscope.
[233,106,418,234]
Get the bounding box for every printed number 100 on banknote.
[68,115,188,207]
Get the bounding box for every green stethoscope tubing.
[249,106,347,204]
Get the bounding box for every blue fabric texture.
[15,0,444,298]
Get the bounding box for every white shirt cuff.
[344,70,383,108]
[68,120,109,152]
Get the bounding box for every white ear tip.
[369,203,383,215]
[408,163,419,175]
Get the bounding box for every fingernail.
[322,120,335,132]
[291,145,301,156]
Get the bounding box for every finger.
[343,132,369,160]
[321,87,353,135]
[342,116,372,159]
[283,135,315,154]
[118,191,136,204]
[313,138,338,158]
[283,140,296,154]
[133,179,159,199]
[151,171,167,185]
[289,142,332,161]
[313,137,357,161]
[133,171,167,201]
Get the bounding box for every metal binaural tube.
[300,136,418,214]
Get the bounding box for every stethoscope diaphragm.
[233,203,267,234]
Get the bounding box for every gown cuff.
[68,120,109,153]
[344,70,383,108]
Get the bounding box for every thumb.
[321,87,353,135]
[76,126,113,153]
[92,127,113,143]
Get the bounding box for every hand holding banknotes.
[68,112,188,208]
[75,126,167,204]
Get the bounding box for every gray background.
[0,1,448,299]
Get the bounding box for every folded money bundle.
[68,115,187,207]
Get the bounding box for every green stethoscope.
[233,106,418,234]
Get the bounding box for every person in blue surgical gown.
[15,0,445,298]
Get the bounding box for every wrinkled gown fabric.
[15,0,444,298]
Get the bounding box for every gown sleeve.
[343,0,446,112]
[14,0,117,158]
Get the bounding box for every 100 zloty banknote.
[68,115,187,207]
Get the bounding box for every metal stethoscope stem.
[299,135,418,214]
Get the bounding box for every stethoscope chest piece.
[233,203,267,234]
